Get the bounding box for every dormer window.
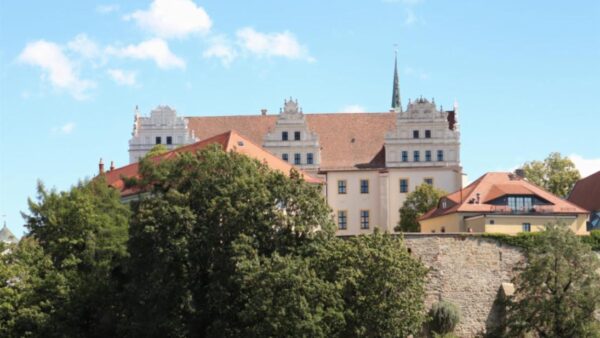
[508,196,533,212]
[282,131,288,141]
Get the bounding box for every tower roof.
[0,222,18,244]
[391,52,402,111]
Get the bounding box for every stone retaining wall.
[403,234,524,337]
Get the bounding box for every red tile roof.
[568,170,600,211]
[186,112,397,170]
[420,172,588,221]
[105,130,322,197]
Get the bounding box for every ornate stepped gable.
[384,97,460,168]
[128,105,197,163]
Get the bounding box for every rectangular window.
[522,223,531,232]
[282,131,288,141]
[166,136,173,145]
[508,196,534,212]
[400,179,409,193]
[425,150,432,162]
[282,153,289,162]
[402,151,408,162]
[424,178,434,185]
[437,150,444,161]
[360,179,369,194]
[294,131,301,141]
[425,130,431,138]
[338,180,347,194]
[294,153,301,165]
[337,210,347,230]
[414,151,420,162]
[155,136,162,144]
[413,130,419,139]
[360,210,370,229]
[307,153,314,165]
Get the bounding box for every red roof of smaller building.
[568,170,600,211]
[104,130,322,197]
[420,172,588,221]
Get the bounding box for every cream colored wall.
[387,167,461,231]
[326,171,381,235]
[421,213,588,235]
[483,215,582,235]
[464,216,485,233]
[420,213,462,233]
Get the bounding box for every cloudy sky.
[1,0,599,235]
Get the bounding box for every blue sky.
[1,0,599,236]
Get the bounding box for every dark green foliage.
[395,183,446,232]
[429,301,460,335]
[481,232,541,249]
[0,238,68,338]
[580,230,600,251]
[18,177,130,337]
[522,152,581,198]
[311,231,428,337]
[506,224,600,337]
[6,145,429,337]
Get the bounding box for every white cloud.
[341,104,366,113]
[236,27,314,62]
[18,40,95,100]
[107,68,137,86]
[96,4,119,14]
[569,154,600,178]
[67,34,99,58]
[106,38,185,69]
[52,122,76,134]
[203,36,236,66]
[125,0,212,39]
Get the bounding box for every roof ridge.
[185,111,395,119]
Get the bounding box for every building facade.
[127,59,463,235]
[420,172,589,234]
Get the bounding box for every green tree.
[21,177,130,337]
[309,231,428,337]
[232,235,345,338]
[396,183,446,232]
[144,144,168,158]
[522,152,581,197]
[0,238,68,338]
[506,223,600,337]
[124,190,196,338]
[127,145,336,336]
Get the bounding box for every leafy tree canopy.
[144,144,168,158]
[396,183,446,232]
[522,152,581,197]
[506,223,600,337]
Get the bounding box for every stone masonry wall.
[404,234,524,337]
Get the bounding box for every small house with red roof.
[419,172,589,234]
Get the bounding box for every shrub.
[429,301,460,334]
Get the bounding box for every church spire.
[391,50,402,112]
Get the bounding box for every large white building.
[126,58,463,235]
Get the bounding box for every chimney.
[261,108,267,116]
[514,168,525,179]
[476,192,480,204]
[110,161,115,171]
[98,158,105,175]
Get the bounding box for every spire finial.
[391,46,402,112]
